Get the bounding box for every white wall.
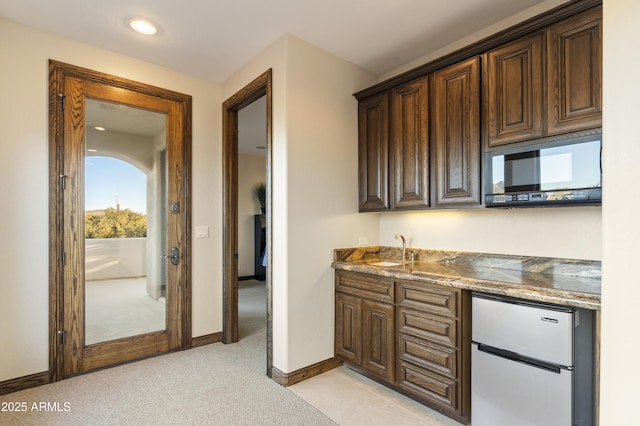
[223,35,379,372]
[222,35,291,369]
[238,154,266,277]
[285,36,379,370]
[0,18,221,381]
[379,206,601,260]
[600,0,640,423]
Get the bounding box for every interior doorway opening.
[222,69,273,377]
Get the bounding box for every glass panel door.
[84,98,167,345]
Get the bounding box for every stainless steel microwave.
[485,135,602,207]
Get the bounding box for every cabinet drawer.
[398,281,457,317]
[399,361,458,412]
[336,271,394,303]
[399,308,457,348]
[399,334,457,379]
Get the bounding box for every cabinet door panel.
[335,293,362,365]
[358,93,389,211]
[390,77,429,209]
[363,299,395,383]
[485,33,544,146]
[434,57,481,206]
[547,7,602,134]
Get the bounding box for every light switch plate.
[196,226,209,238]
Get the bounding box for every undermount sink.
[370,261,403,267]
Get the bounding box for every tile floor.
[289,365,461,426]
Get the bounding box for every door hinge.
[57,330,65,345]
[59,94,66,111]
[61,251,65,266]
[60,174,67,190]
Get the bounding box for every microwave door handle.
[600,145,603,174]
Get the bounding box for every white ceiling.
[3,0,554,156]
[0,0,550,82]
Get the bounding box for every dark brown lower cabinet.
[335,271,471,424]
[335,271,395,384]
[397,280,470,423]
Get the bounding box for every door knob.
[161,247,180,265]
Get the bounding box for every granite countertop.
[332,247,601,310]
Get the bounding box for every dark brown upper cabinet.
[355,1,602,212]
[484,33,544,147]
[433,57,481,207]
[547,6,602,135]
[483,7,602,148]
[358,92,389,211]
[390,76,430,210]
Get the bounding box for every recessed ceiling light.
[94,126,106,132]
[126,17,159,36]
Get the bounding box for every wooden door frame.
[222,70,273,376]
[48,60,192,381]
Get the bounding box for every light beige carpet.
[0,280,336,425]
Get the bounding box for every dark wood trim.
[182,96,193,351]
[354,0,602,100]
[49,60,193,103]
[222,102,239,343]
[271,358,343,387]
[238,275,258,281]
[222,70,273,378]
[191,332,223,348]
[48,60,65,385]
[0,372,50,396]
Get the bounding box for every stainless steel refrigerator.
[471,292,594,426]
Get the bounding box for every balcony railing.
[85,238,147,281]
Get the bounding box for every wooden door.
[547,6,602,135]
[390,76,429,209]
[362,299,395,383]
[484,32,544,146]
[335,293,362,365]
[433,57,481,207]
[358,92,389,211]
[49,61,191,378]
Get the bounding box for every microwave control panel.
[486,188,601,207]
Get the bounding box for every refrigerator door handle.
[475,343,566,374]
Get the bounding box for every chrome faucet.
[394,234,406,263]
